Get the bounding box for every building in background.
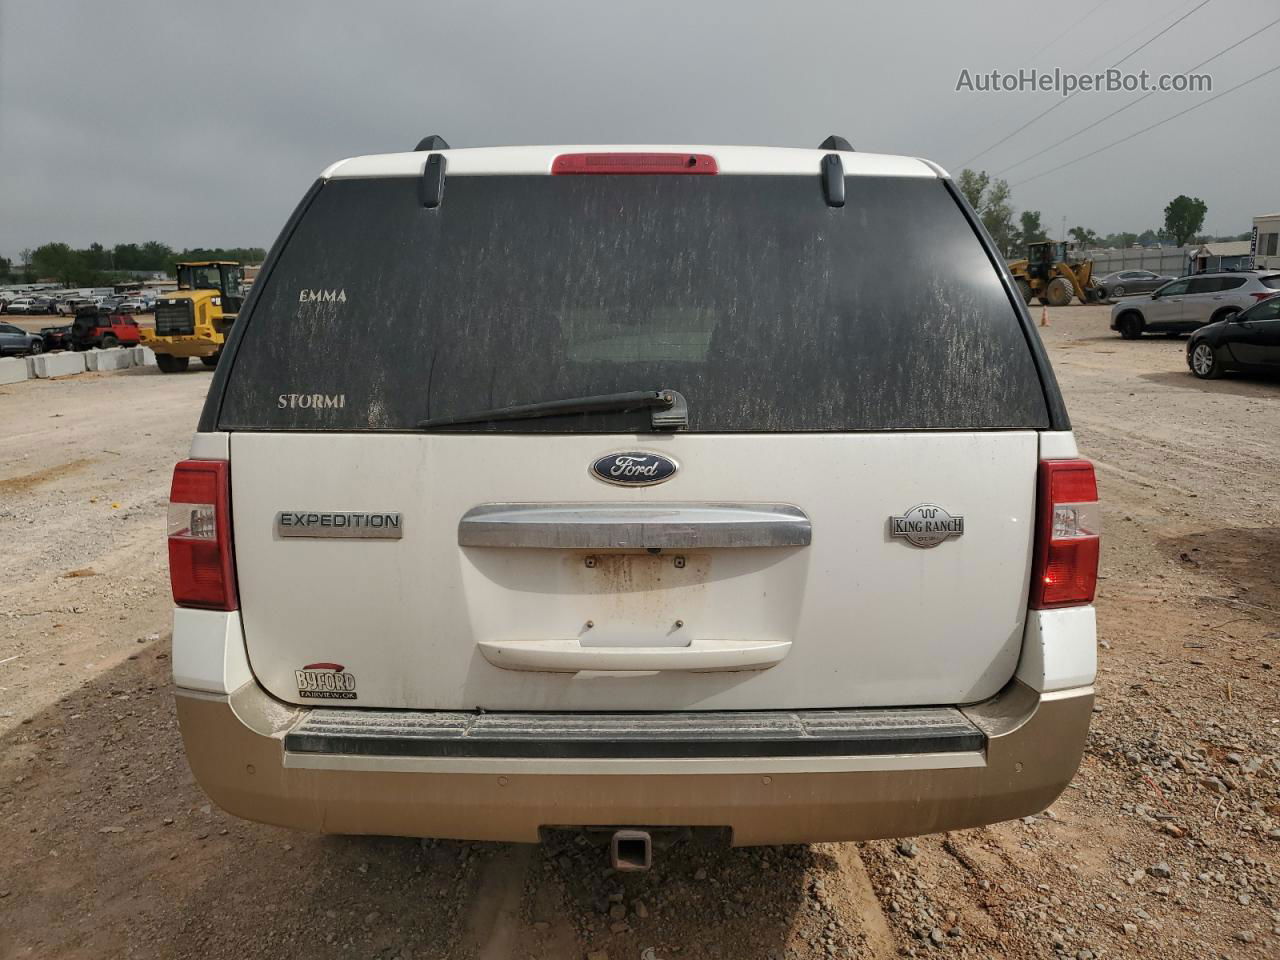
[1187,241,1253,273]
[1251,214,1280,270]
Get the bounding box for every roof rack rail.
[421,154,446,208]
[819,135,853,151]
[414,134,451,151]
[821,154,845,208]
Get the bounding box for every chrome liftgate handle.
[458,502,811,672]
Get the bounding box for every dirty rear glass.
[217,175,1050,432]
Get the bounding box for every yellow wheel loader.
[140,261,244,372]
[1007,242,1103,307]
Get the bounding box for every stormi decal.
[298,288,347,303]
[278,393,346,409]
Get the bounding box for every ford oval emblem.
[590,451,678,487]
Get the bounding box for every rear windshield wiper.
[417,389,687,430]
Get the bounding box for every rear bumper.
[174,679,1092,845]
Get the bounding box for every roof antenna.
[819,135,853,152]
[414,134,450,151]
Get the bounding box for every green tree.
[1102,232,1138,248]
[30,242,85,285]
[1068,226,1099,247]
[83,242,112,271]
[1163,195,1207,247]
[1018,210,1049,247]
[0,256,11,281]
[112,243,143,270]
[956,169,989,211]
[140,240,176,270]
[957,168,1018,256]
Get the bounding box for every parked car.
[56,296,96,316]
[169,141,1101,856]
[39,324,74,351]
[1187,294,1280,379]
[1110,271,1280,339]
[1097,269,1173,299]
[66,306,142,349]
[0,321,44,356]
[31,297,57,315]
[117,297,154,314]
[5,296,39,315]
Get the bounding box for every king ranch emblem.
[889,504,965,548]
[295,662,358,699]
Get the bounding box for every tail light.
[1030,459,1100,609]
[1249,291,1276,302]
[168,459,238,610]
[551,152,718,175]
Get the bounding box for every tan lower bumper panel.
[174,681,1092,846]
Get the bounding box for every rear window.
[217,174,1050,432]
[1261,275,1280,290]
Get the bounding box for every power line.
[1075,0,1197,72]
[1109,0,1212,68]
[956,0,1213,169]
[1025,0,1109,61]
[1010,60,1280,187]
[995,13,1280,176]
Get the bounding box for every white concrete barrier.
[85,348,136,372]
[0,356,28,385]
[134,346,157,366]
[31,352,87,378]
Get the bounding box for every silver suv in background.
[1111,271,1280,339]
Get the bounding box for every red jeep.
[67,306,143,350]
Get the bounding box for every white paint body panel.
[1038,430,1079,460]
[321,145,939,181]
[189,431,230,460]
[1016,606,1097,692]
[171,607,253,694]
[228,431,1041,711]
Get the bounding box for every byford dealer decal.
[295,662,358,700]
[589,452,678,487]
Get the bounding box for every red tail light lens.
[1030,459,1100,609]
[551,152,718,175]
[1250,291,1276,302]
[168,459,237,610]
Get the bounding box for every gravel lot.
[1,305,1277,959]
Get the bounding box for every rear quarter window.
[214,174,1053,433]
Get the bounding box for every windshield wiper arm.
[417,389,688,430]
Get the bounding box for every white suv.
[168,140,1099,855]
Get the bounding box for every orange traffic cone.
[1040,305,1049,327]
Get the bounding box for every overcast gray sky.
[2,0,1276,260]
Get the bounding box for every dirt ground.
[1,305,1277,960]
